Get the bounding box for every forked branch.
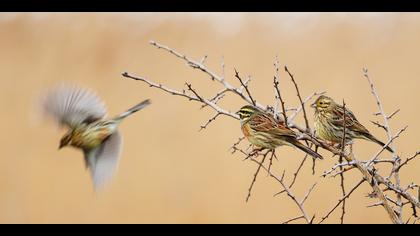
[124,41,419,224]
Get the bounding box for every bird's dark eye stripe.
[239,112,251,117]
[239,109,254,115]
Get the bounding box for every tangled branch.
[123,41,419,224]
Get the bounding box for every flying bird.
[41,84,151,190]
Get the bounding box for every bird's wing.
[330,105,370,134]
[249,112,296,138]
[84,131,123,190]
[41,84,107,129]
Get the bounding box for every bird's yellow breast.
[314,112,341,143]
[70,126,112,150]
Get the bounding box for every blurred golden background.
[0,13,419,223]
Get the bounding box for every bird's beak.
[58,143,64,150]
[310,102,316,108]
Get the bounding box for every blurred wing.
[41,84,107,128]
[84,131,123,190]
[249,113,296,138]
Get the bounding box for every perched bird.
[41,84,151,190]
[311,95,392,152]
[236,105,322,159]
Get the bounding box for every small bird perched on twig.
[40,84,151,190]
[311,95,392,152]
[236,105,323,159]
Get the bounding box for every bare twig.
[200,55,208,64]
[365,126,408,166]
[367,202,385,208]
[288,91,325,123]
[311,156,316,175]
[301,183,318,205]
[396,151,420,172]
[200,88,228,109]
[185,83,204,101]
[249,157,312,224]
[363,68,393,143]
[234,69,256,107]
[267,150,277,175]
[199,113,221,131]
[285,66,310,132]
[149,40,265,109]
[221,56,225,80]
[370,120,388,132]
[376,175,420,210]
[330,166,357,178]
[289,155,308,189]
[273,155,308,198]
[273,56,288,124]
[322,161,356,177]
[282,215,305,224]
[230,136,246,154]
[246,150,270,202]
[319,179,365,224]
[123,72,239,120]
[339,100,347,223]
[387,109,400,120]
[365,67,405,221]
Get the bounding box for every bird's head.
[236,105,260,123]
[311,95,336,112]
[59,132,72,149]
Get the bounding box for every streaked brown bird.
[311,95,392,152]
[236,105,323,159]
[41,84,151,190]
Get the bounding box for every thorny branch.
[319,179,365,224]
[364,68,404,220]
[148,40,266,110]
[124,41,419,224]
[122,72,238,120]
[273,55,288,124]
[288,91,326,123]
[248,157,316,224]
[396,151,420,172]
[246,150,271,202]
[234,69,256,107]
[339,100,347,224]
[285,66,311,132]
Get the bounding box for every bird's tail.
[364,133,393,153]
[288,138,323,160]
[114,99,151,121]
